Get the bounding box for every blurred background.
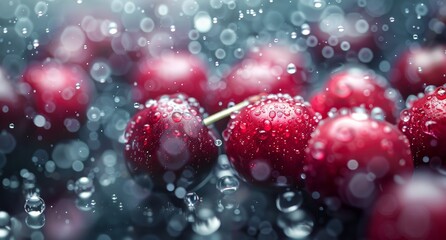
[0,0,445,239]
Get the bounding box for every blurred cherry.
[22,60,93,140]
[132,53,209,106]
[368,170,446,240]
[310,66,401,123]
[304,111,413,209]
[391,45,446,98]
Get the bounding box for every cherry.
[310,66,401,123]
[304,111,413,208]
[124,94,218,191]
[0,68,28,135]
[22,60,93,139]
[208,45,308,115]
[223,94,320,187]
[391,45,446,98]
[368,170,446,240]
[398,85,446,168]
[132,53,209,106]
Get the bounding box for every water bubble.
[389,17,395,22]
[0,211,10,227]
[0,131,16,154]
[371,107,385,121]
[358,48,373,63]
[313,0,324,8]
[139,17,155,33]
[286,63,297,74]
[90,61,111,83]
[25,214,45,229]
[216,176,239,194]
[188,41,202,54]
[194,11,212,33]
[184,192,200,208]
[34,1,48,17]
[15,18,33,38]
[415,3,428,17]
[340,41,350,51]
[322,46,334,59]
[0,227,11,239]
[290,11,306,26]
[355,19,369,33]
[220,28,237,45]
[158,4,168,15]
[87,106,102,121]
[182,0,199,16]
[413,34,418,40]
[301,24,311,35]
[276,191,304,213]
[15,4,30,19]
[277,210,314,239]
[192,207,221,235]
[24,195,45,217]
[215,49,226,59]
[74,177,95,199]
[218,195,238,210]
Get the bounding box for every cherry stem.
[203,95,263,126]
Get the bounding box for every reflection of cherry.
[368,171,446,240]
[208,45,308,115]
[224,94,320,187]
[391,46,446,98]
[124,94,218,191]
[132,53,208,106]
[310,66,400,123]
[304,112,413,208]
[398,86,446,168]
[22,61,93,139]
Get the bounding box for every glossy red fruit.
[304,111,413,208]
[368,171,446,240]
[0,68,27,135]
[310,67,401,123]
[391,46,446,98]
[132,53,208,106]
[208,45,308,115]
[398,86,446,168]
[22,61,93,139]
[224,94,320,187]
[124,94,218,191]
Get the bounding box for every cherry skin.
[304,111,413,209]
[208,45,308,115]
[310,67,401,123]
[391,45,446,98]
[368,171,446,240]
[398,85,446,168]
[132,53,209,106]
[22,61,93,139]
[124,94,218,191]
[0,68,28,135]
[223,94,320,187]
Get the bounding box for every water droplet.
[74,177,95,199]
[24,195,45,217]
[276,191,303,213]
[216,176,239,194]
[192,207,221,235]
[214,139,222,146]
[184,192,200,208]
[286,63,296,74]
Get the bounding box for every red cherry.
[310,67,401,123]
[368,171,446,240]
[208,45,308,115]
[398,85,446,168]
[223,94,320,187]
[304,111,413,208]
[22,61,93,139]
[124,94,218,191]
[0,69,28,135]
[132,53,208,106]
[391,46,446,98]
